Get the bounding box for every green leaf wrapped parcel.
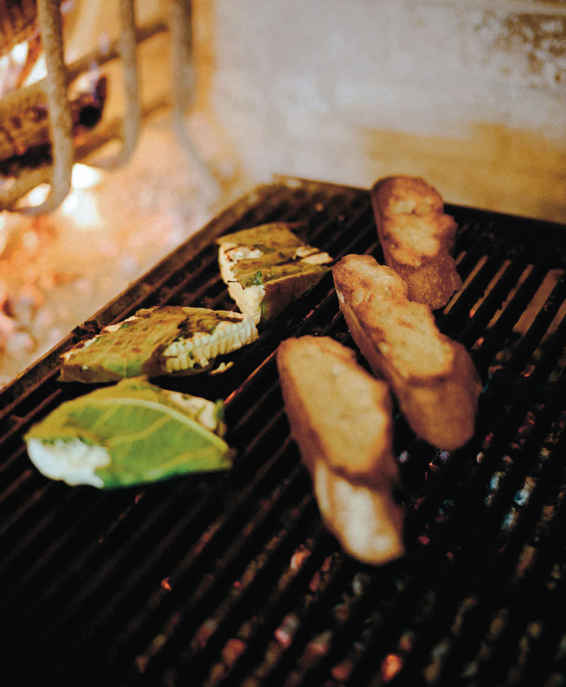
[59,306,258,383]
[216,223,333,323]
[25,378,234,488]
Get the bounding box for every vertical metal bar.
[169,0,219,200]
[170,0,194,113]
[91,0,140,169]
[0,16,167,212]
[20,0,73,215]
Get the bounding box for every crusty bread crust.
[371,175,462,310]
[333,255,480,450]
[277,336,395,485]
[276,336,404,565]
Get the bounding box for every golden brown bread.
[371,175,462,310]
[276,335,404,565]
[332,255,481,450]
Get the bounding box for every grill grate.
[1,178,565,686]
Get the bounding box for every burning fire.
[0,41,28,72]
[0,34,46,98]
[23,184,49,207]
[25,53,47,85]
[60,164,104,229]
[70,163,103,189]
[0,41,30,94]
[0,157,107,386]
[22,163,104,229]
[0,4,221,389]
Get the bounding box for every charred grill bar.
[1,178,565,685]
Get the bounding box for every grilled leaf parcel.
[25,377,234,488]
[60,306,258,383]
[217,223,332,323]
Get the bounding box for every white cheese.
[161,317,258,372]
[161,391,218,432]
[26,438,111,487]
[218,243,266,323]
[294,246,332,265]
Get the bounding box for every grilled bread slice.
[217,223,332,323]
[371,175,462,309]
[60,306,258,383]
[333,255,480,450]
[277,335,404,566]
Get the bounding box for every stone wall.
[193,0,566,222]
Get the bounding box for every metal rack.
[1,178,565,685]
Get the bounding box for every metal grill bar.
[413,320,565,543]
[21,0,73,214]
[437,410,566,685]
[0,180,565,686]
[89,0,140,170]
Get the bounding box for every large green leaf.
[25,377,234,488]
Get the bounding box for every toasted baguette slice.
[277,335,404,565]
[333,255,480,450]
[217,223,332,323]
[371,175,462,309]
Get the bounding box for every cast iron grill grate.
[1,178,565,686]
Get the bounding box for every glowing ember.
[221,638,246,667]
[274,613,299,648]
[331,659,354,681]
[290,546,310,571]
[381,653,403,681]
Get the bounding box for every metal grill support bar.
[0,0,216,213]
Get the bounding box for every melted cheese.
[27,438,110,487]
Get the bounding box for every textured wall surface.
[193,0,566,221]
